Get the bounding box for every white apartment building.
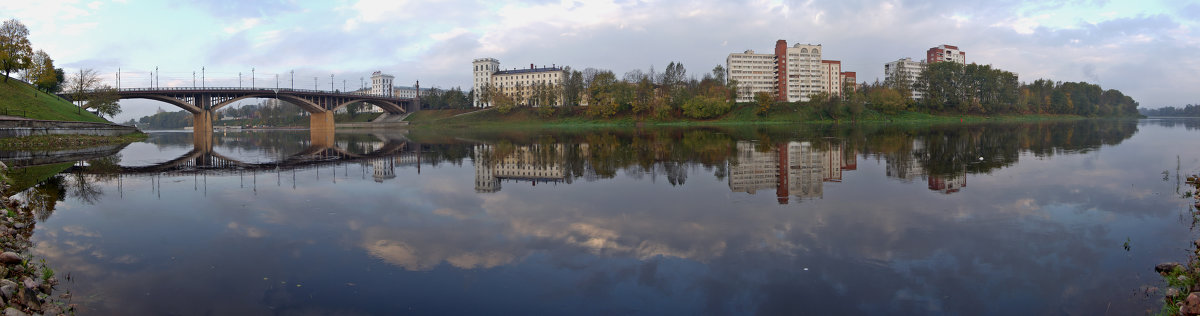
[726,50,777,103]
[780,42,824,102]
[472,58,565,108]
[726,40,843,103]
[370,71,394,97]
[884,57,925,100]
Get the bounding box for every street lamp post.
[252,67,255,88]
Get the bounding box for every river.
[4,119,1200,315]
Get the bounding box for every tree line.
[908,62,1139,116]
[1140,104,1200,117]
[1,18,120,118]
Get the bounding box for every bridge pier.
[310,111,334,131]
[193,110,214,147]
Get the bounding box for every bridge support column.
[310,111,335,149]
[310,111,334,131]
[192,110,214,149]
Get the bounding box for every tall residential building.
[726,40,845,103]
[370,71,394,97]
[884,57,925,100]
[472,58,565,108]
[926,44,966,64]
[820,60,842,97]
[776,40,824,102]
[726,50,777,103]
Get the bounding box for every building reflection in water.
[474,143,571,193]
[729,140,854,204]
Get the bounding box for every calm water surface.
[6,119,1200,315]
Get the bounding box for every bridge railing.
[75,87,406,99]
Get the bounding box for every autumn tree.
[0,19,33,82]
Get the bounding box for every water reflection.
[8,119,1198,315]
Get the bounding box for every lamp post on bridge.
[155,66,158,88]
[238,72,242,88]
[330,74,334,92]
[116,68,120,90]
[290,70,294,90]
[193,71,196,88]
[276,74,279,90]
[252,67,255,89]
[202,66,206,88]
[314,77,317,90]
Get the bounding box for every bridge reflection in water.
[72,129,423,186]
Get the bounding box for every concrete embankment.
[0,118,139,138]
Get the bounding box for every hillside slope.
[0,78,109,123]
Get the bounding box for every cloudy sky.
[2,0,1198,122]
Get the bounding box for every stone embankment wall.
[0,119,139,138]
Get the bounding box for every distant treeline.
[136,110,191,129]
[1140,104,1200,117]
[902,62,1140,117]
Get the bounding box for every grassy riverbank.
[405,105,1092,128]
[0,133,147,151]
[0,79,108,123]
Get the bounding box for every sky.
[2,0,1198,122]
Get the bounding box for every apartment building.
[884,57,925,100]
[726,50,777,103]
[472,58,565,108]
[926,44,966,64]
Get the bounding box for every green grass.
[404,109,479,122]
[0,78,109,123]
[0,132,147,151]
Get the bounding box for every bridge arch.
[210,94,325,113]
[121,95,204,114]
[331,99,406,114]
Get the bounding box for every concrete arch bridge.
[63,87,420,134]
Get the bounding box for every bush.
[536,105,558,118]
[681,95,731,119]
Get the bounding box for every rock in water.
[1157,262,1183,274]
[2,307,26,316]
[1183,293,1200,316]
[0,253,20,265]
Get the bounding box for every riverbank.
[404,106,1098,128]
[0,162,72,315]
[1158,175,1200,315]
[0,133,147,152]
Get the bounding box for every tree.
[25,50,57,92]
[67,68,102,114]
[753,91,774,116]
[711,65,726,86]
[0,19,33,82]
[85,85,121,118]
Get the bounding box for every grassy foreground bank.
[0,133,147,151]
[0,79,108,123]
[405,105,1092,128]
